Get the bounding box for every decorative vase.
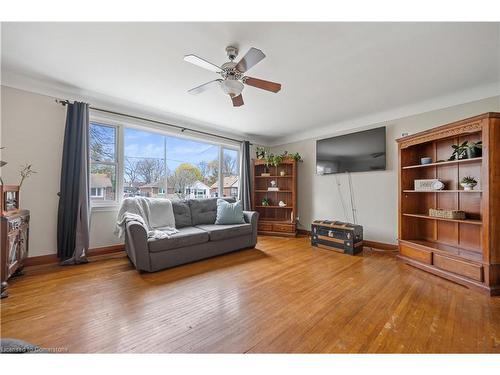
[466,147,482,159]
[460,182,477,191]
[280,170,286,176]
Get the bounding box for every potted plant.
[460,176,478,191]
[255,146,267,160]
[466,141,482,159]
[449,141,469,161]
[271,154,283,167]
[291,152,303,162]
[261,197,271,206]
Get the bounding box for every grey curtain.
[57,102,90,264]
[238,141,252,210]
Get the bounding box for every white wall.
[1,86,121,257]
[2,85,499,256]
[270,96,500,244]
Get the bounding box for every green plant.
[255,146,268,160]
[461,176,477,185]
[270,154,283,167]
[291,152,303,162]
[449,141,469,160]
[264,153,273,167]
[468,141,482,149]
[261,197,271,206]
[264,150,303,166]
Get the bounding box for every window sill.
[91,204,120,212]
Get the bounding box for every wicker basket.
[429,208,466,220]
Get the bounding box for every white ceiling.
[1,22,499,144]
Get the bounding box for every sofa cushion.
[171,199,192,228]
[195,223,252,241]
[189,197,235,225]
[215,199,245,225]
[147,227,209,253]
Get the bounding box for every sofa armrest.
[125,220,152,272]
[243,211,259,246]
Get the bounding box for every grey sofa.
[124,197,259,272]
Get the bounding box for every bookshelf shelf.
[402,213,482,225]
[402,157,482,170]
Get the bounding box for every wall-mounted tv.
[316,126,386,174]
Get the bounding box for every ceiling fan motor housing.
[221,61,242,80]
[225,46,238,61]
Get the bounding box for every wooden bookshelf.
[397,112,500,295]
[402,190,483,193]
[252,158,297,237]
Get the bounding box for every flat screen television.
[316,126,386,174]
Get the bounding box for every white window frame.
[221,146,240,198]
[89,110,240,210]
[89,117,123,211]
[90,187,104,198]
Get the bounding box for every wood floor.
[1,236,499,353]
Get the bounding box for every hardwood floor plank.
[1,236,499,353]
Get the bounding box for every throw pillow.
[215,199,245,225]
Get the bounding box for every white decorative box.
[414,179,444,191]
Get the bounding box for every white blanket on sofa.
[115,197,179,239]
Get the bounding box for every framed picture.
[1,185,20,216]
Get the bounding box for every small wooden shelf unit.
[397,112,500,295]
[252,158,297,237]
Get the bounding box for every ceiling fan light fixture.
[221,79,244,97]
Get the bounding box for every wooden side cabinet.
[1,209,30,298]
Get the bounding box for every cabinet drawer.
[433,254,483,282]
[258,222,273,231]
[400,244,432,264]
[273,223,295,233]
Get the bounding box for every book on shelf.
[267,187,279,191]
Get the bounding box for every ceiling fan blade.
[188,79,222,95]
[235,48,266,73]
[184,54,222,73]
[231,94,244,107]
[243,76,281,93]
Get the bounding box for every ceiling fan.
[184,46,281,107]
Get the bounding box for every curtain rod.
[55,99,249,145]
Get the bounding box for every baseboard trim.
[24,244,125,267]
[296,229,398,251]
[363,240,398,251]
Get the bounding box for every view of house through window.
[90,123,117,203]
[119,126,239,201]
[220,148,239,198]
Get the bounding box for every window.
[166,136,219,199]
[124,128,166,199]
[90,123,118,204]
[222,148,239,198]
[122,126,239,202]
[90,187,104,198]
